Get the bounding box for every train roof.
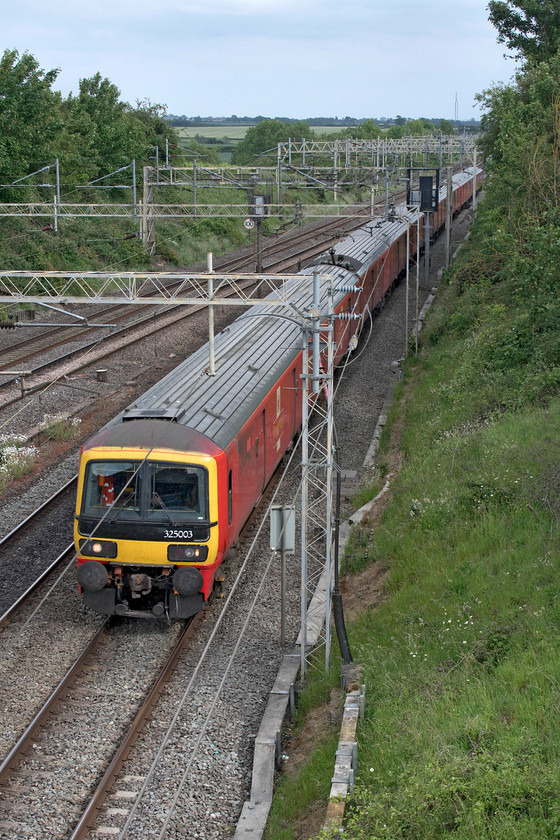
[98,169,476,453]
[83,418,222,458]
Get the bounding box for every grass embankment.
[266,227,560,840]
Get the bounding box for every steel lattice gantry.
[0,269,338,670]
[0,136,479,227]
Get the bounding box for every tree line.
[229,117,456,165]
[457,0,560,399]
[0,50,181,200]
[0,49,462,185]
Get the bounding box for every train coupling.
[129,573,152,597]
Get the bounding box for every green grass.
[176,125,348,141]
[176,125,249,140]
[264,261,560,840]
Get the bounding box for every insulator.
[0,321,15,329]
[337,312,361,321]
[336,285,362,293]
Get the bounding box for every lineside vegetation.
[265,5,560,839]
[0,49,460,278]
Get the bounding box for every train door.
[292,369,298,439]
[256,409,266,493]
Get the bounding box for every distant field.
[177,124,348,141]
[177,126,249,140]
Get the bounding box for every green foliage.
[61,74,181,184]
[345,748,560,839]
[0,216,150,272]
[231,119,316,164]
[39,414,81,441]
[266,28,560,839]
[478,51,560,219]
[438,118,455,134]
[340,119,382,140]
[0,50,62,197]
[181,137,223,166]
[384,118,435,139]
[385,125,405,139]
[329,384,560,840]
[0,49,181,196]
[404,118,436,135]
[488,0,560,62]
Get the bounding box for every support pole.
[311,272,320,394]
[324,281,335,670]
[55,158,60,231]
[416,215,420,355]
[405,222,410,354]
[142,167,155,256]
[256,219,263,275]
[277,152,283,217]
[280,535,286,647]
[132,159,137,219]
[385,167,389,220]
[473,147,478,213]
[445,166,453,268]
[424,211,431,288]
[207,253,216,376]
[300,330,309,678]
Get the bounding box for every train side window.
[228,470,233,524]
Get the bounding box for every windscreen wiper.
[151,492,178,527]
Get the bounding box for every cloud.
[1,0,512,119]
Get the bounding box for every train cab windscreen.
[147,462,207,522]
[81,460,208,523]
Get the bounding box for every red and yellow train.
[74,167,481,619]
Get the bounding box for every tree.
[231,119,314,165]
[348,119,382,140]
[488,0,560,62]
[0,50,62,191]
[66,73,147,178]
[438,119,455,135]
[404,118,435,135]
[477,50,560,217]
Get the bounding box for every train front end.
[74,422,225,620]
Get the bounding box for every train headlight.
[79,539,118,559]
[167,545,208,562]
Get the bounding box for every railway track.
[0,214,359,383]
[0,616,199,840]
[0,195,395,399]
[0,193,475,839]
[0,476,77,618]
[0,457,302,840]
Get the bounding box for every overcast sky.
[2,0,516,120]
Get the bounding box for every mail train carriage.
[75,168,480,619]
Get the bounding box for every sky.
[1,0,517,121]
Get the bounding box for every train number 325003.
[163,529,194,540]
